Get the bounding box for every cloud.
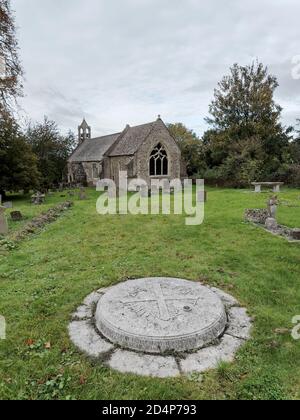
[12,0,300,136]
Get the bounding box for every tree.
[204,62,292,186]
[0,116,39,198]
[25,117,76,188]
[0,0,23,117]
[167,123,206,176]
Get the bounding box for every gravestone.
[70,277,252,378]
[10,211,23,221]
[0,206,8,235]
[31,192,45,205]
[95,278,227,353]
[267,196,278,218]
[3,202,13,209]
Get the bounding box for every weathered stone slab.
[180,334,243,374]
[69,279,252,377]
[3,202,13,209]
[95,278,227,353]
[226,307,252,340]
[69,321,113,357]
[0,206,8,235]
[108,350,180,378]
[83,291,102,307]
[72,305,93,320]
[210,287,239,308]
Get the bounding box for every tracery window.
[149,143,168,176]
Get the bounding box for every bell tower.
[78,119,91,144]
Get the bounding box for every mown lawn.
[0,187,299,400]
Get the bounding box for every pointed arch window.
[149,143,168,176]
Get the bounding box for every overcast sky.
[12,0,300,137]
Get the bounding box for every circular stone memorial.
[69,277,252,378]
[95,278,227,353]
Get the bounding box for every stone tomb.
[69,278,252,378]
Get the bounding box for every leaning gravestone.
[0,206,8,235]
[69,278,252,378]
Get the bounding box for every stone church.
[68,116,184,187]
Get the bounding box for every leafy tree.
[25,117,76,188]
[204,62,292,186]
[168,123,206,176]
[0,116,39,198]
[0,0,23,117]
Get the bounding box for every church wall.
[135,120,181,187]
[105,155,137,186]
[68,161,102,186]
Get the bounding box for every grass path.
[0,188,299,400]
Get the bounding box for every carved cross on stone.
[121,282,198,321]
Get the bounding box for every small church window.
[149,143,168,176]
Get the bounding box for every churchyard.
[0,187,299,400]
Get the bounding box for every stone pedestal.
[254,185,261,193]
[0,206,8,235]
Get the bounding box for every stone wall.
[68,162,103,186]
[135,120,181,187]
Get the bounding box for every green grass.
[0,187,300,400]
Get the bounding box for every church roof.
[68,118,170,162]
[69,132,120,162]
[105,120,160,157]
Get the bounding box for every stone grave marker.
[3,202,13,209]
[0,206,8,235]
[69,277,252,378]
[31,192,45,205]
